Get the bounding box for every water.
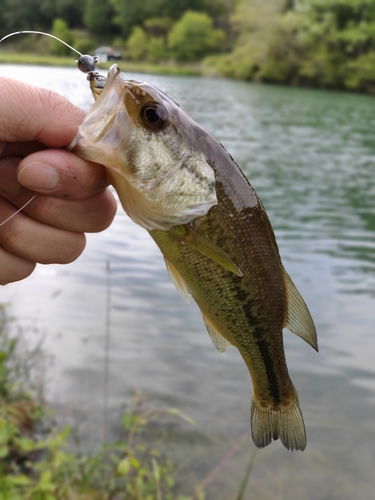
[1,64,375,498]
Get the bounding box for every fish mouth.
[107,63,120,81]
[82,65,130,145]
[70,64,162,161]
[69,64,135,162]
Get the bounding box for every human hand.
[0,77,117,285]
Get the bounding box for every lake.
[1,64,375,499]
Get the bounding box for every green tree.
[2,0,84,32]
[144,16,173,39]
[146,37,169,62]
[207,0,375,92]
[222,0,289,80]
[168,11,226,61]
[126,26,148,60]
[83,0,116,35]
[55,0,85,28]
[290,0,375,88]
[3,0,53,31]
[111,0,210,38]
[50,17,74,55]
[0,0,7,34]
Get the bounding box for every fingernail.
[18,162,60,191]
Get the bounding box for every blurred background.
[0,0,375,92]
[1,1,375,499]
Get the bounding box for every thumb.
[0,76,85,147]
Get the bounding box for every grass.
[0,51,202,77]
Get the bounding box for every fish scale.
[70,64,318,451]
[150,180,302,447]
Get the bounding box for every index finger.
[0,77,85,147]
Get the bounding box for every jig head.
[77,54,107,101]
[0,30,107,93]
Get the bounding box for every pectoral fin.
[202,317,232,353]
[284,271,318,351]
[182,226,243,277]
[164,257,191,303]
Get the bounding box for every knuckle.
[47,232,86,265]
[0,246,36,284]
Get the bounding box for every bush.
[74,38,97,56]
[50,18,75,56]
[168,11,226,61]
[126,26,148,61]
[146,37,169,62]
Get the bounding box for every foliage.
[125,18,171,63]
[146,37,170,63]
[3,0,53,31]
[3,0,375,92]
[206,0,375,92]
[0,406,195,500]
[0,0,230,51]
[144,16,174,39]
[208,0,288,80]
[83,0,116,35]
[126,26,148,61]
[72,34,97,56]
[168,11,226,61]
[110,0,213,38]
[50,18,74,56]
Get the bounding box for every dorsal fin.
[284,271,318,352]
[202,317,232,353]
[164,257,191,303]
[182,226,243,277]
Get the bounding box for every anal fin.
[202,317,232,353]
[284,271,318,352]
[164,257,191,303]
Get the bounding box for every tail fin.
[251,396,306,451]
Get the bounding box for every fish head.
[70,64,217,231]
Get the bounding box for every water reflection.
[1,64,375,498]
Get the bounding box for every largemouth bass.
[70,65,318,451]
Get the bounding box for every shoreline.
[0,52,202,77]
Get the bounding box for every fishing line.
[0,31,100,73]
[0,30,83,56]
[0,195,36,227]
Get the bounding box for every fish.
[69,64,318,451]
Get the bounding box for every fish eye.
[141,102,168,130]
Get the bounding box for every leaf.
[151,458,160,483]
[117,457,131,476]
[122,413,134,430]
[166,408,195,426]
[9,474,31,486]
[129,456,140,469]
[38,469,54,491]
[0,445,8,458]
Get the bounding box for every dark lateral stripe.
[255,332,281,405]
[241,299,281,405]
